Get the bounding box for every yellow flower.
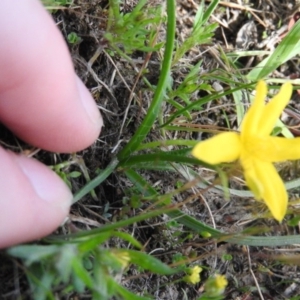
[184,265,202,284]
[204,274,228,296]
[192,81,298,222]
[114,251,130,269]
[214,274,228,289]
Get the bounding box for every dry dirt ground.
[2,0,300,299]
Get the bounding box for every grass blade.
[72,158,119,204]
[247,20,300,81]
[117,0,176,159]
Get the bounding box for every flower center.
[242,135,270,161]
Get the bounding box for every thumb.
[0,148,71,248]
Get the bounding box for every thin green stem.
[72,158,119,204]
[47,206,177,240]
[136,139,197,151]
[117,0,176,159]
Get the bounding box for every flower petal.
[259,82,293,135]
[241,81,267,137]
[243,159,287,222]
[192,132,241,165]
[243,163,264,200]
[254,136,300,162]
[240,151,264,199]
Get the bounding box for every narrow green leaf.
[78,233,112,252]
[7,245,59,265]
[124,168,300,246]
[112,231,143,249]
[48,207,175,241]
[72,158,119,204]
[162,83,253,127]
[136,139,197,151]
[72,258,94,289]
[118,152,204,168]
[232,88,245,127]
[110,278,152,300]
[247,20,300,80]
[127,249,176,275]
[201,0,220,25]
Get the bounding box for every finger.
[0,148,72,248]
[0,0,102,153]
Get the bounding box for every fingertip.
[0,0,103,153]
[76,76,103,129]
[13,153,72,209]
[0,149,72,248]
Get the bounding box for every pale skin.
[0,0,103,248]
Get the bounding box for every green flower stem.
[119,153,204,168]
[72,158,119,204]
[117,0,176,160]
[72,0,176,203]
[136,140,197,151]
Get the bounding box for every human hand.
[0,0,102,248]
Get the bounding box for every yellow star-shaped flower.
[192,81,299,222]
